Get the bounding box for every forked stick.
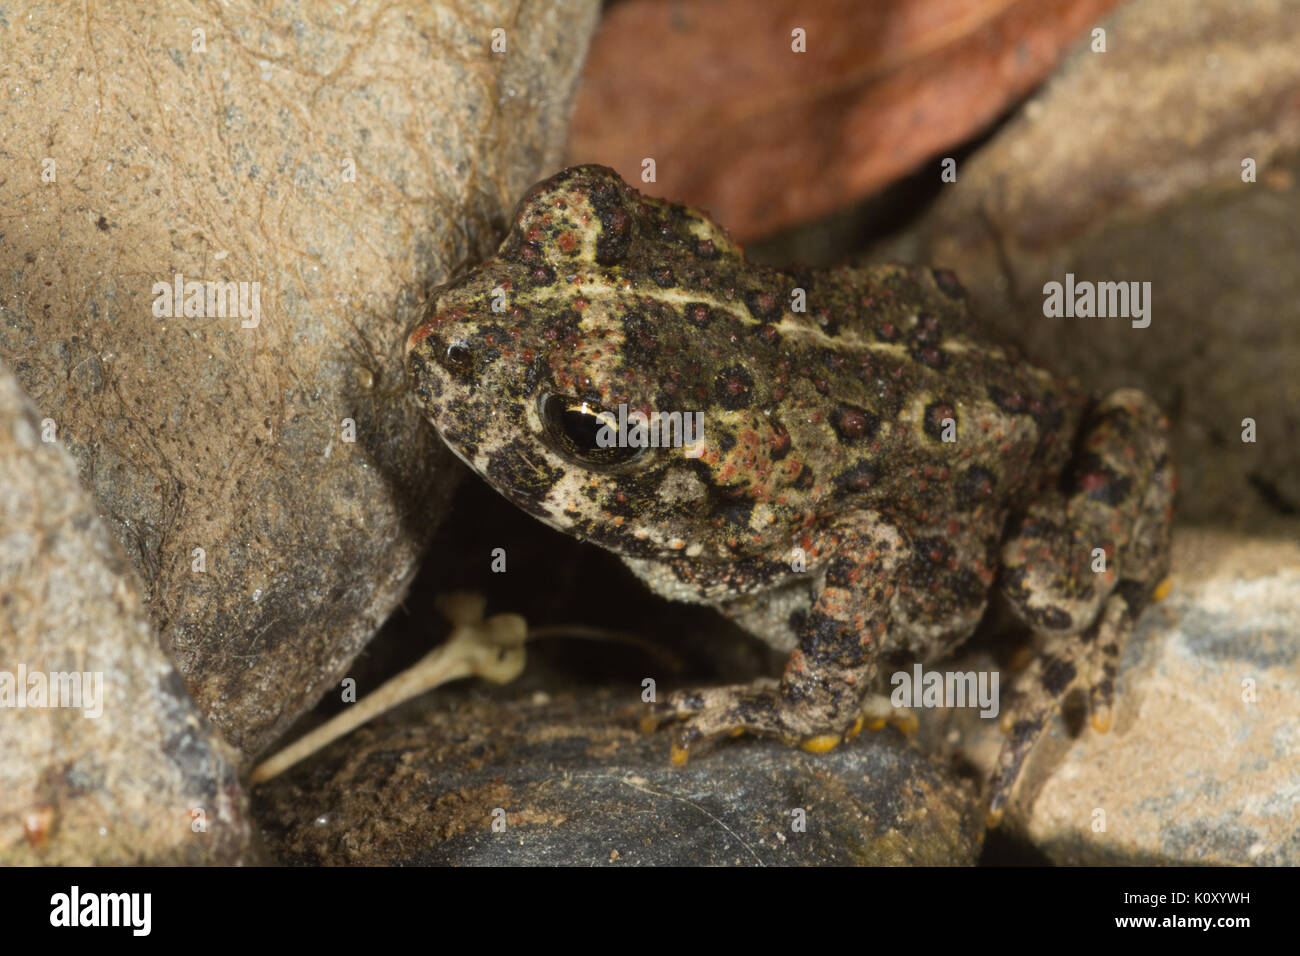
[249,593,527,785]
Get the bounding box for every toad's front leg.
[643,512,907,761]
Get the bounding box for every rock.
[253,690,983,865]
[0,360,250,864]
[925,529,1300,865]
[1015,531,1300,865]
[0,0,600,755]
[871,0,1300,529]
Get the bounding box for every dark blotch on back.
[743,287,784,323]
[650,265,676,288]
[621,311,660,368]
[589,178,634,265]
[830,403,880,443]
[1070,453,1133,507]
[922,400,956,442]
[834,461,880,493]
[684,302,714,328]
[954,465,997,511]
[714,365,755,411]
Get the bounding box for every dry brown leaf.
[568,0,1126,240]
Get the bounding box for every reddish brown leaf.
[567,0,1127,240]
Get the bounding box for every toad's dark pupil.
[561,406,603,450]
[541,394,643,468]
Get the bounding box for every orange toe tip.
[985,806,1005,828]
[1152,577,1173,601]
[1091,707,1113,733]
[639,713,659,734]
[669,744,690,766]
[865,718,886,732]
[846,716,866,739]
[800,734,841,754]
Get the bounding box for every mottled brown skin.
[407,165,1174,818]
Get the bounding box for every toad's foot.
[641,681,868,763]
[641,686,916,763]
[986,574,1170,826]
[857,692,919,736]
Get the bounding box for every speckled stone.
[253,690,984,866]
[0,360,250,864]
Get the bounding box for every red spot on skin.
[526,226,542,242]
[406,321,438,348]
[557,232,576,253]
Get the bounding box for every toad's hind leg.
[989,389,1173,823]
[643,512,907,761]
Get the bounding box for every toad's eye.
[540,394,646,469]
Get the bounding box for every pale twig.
[249,593,526,785]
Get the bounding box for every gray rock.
[0,360,250,864]
[926,529,1300,865]
[254,691,983,866]
[1018,531,1300,865]
[0,0,601,755]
